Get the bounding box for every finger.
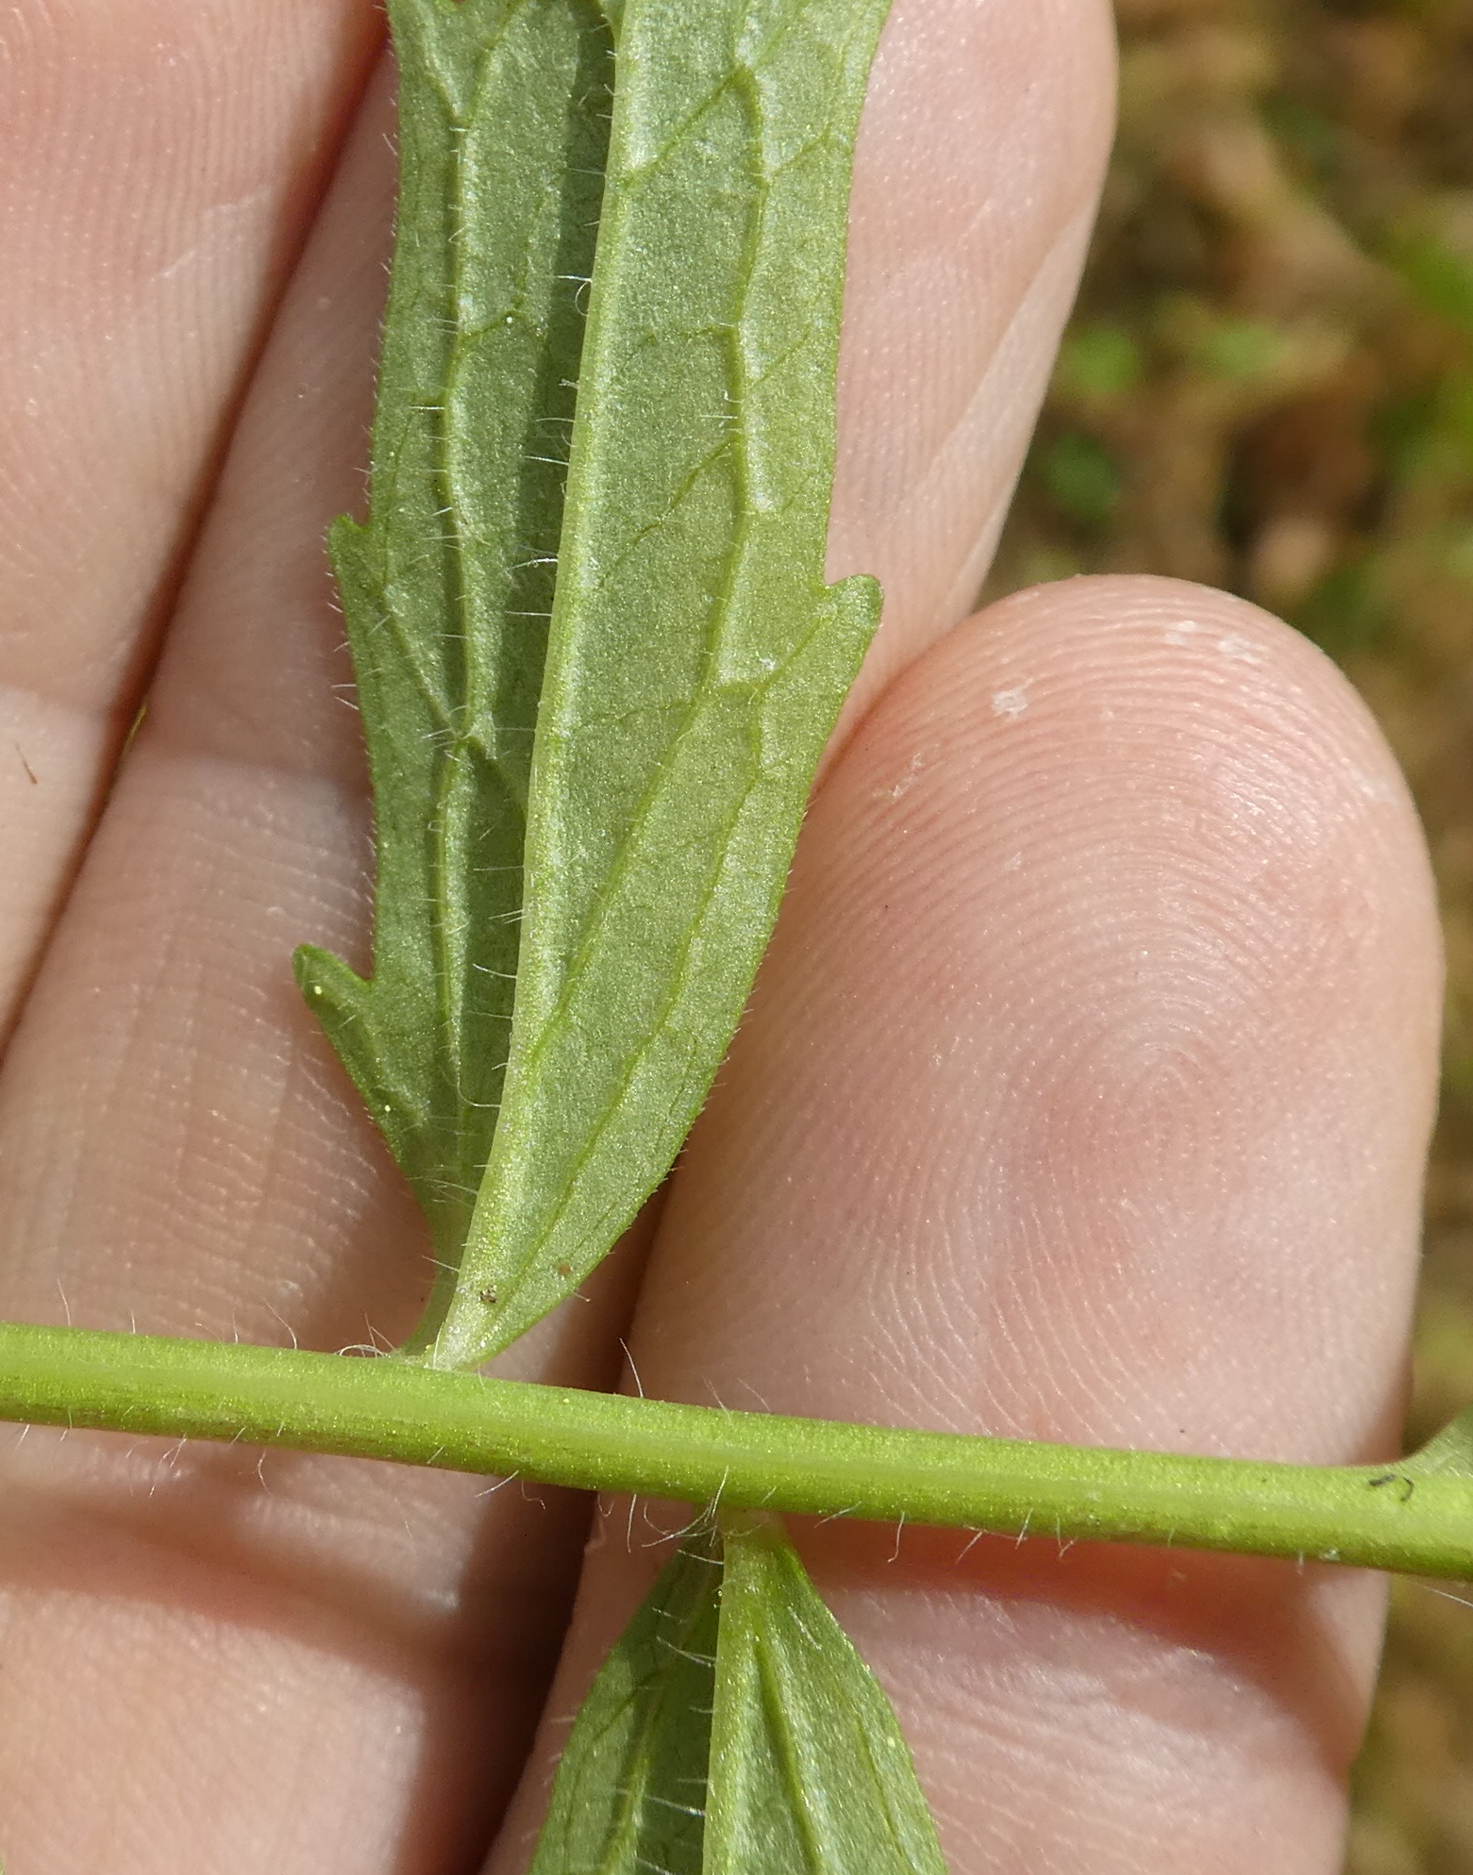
[0,0,379,1034]
[500,577,1441,1874]
[830,0,1116,730]
[0,67,627,1875]
[0,0,1117,1864]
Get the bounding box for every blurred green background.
[986,0,1473,1863]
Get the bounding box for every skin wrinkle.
[0,3,380,699]
[0,3,380,1060]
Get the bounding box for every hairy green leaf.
[1406,1409,1473,1478]
[297,0,891,1364]
[705,1515,947,1875]
[295,0,613,1262]
[427,0,894,1365]
[528,1528,720,1875]
[527,1516,945,1874]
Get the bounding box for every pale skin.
[0,1,1444,1870]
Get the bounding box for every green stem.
[0,1320,1466,1578]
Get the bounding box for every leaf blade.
[1407,1409,1473,1478]
[706,1515,948,1875]
[430,0,894,1365]
[528,1531,721,1875]
[296,0,613,1264]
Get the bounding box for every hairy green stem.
[0,1321,1466,1579]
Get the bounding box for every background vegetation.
[986,0,1473,1862]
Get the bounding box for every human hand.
[0,2,1441,1871]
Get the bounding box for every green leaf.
[1406,1408,1473,1478]
[528,1528,720,1875]
[426,0,893,1366]
[705,1514,947,1875]
[295,0,614,1263]
[526,1516,945,1874]
[297,0,891,1365]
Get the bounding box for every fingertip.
[793,572,1440,1457]
[621,571,1439,1868]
